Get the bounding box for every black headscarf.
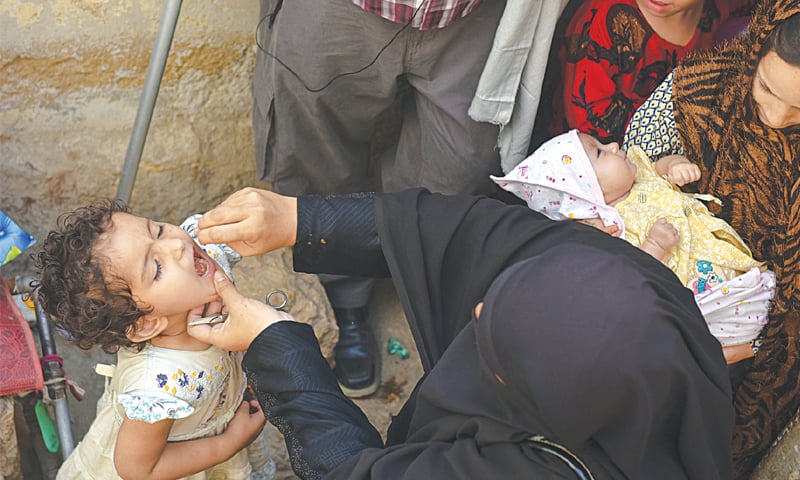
[476,245,733,478]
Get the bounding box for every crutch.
[116,0,184,204]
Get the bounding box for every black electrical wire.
[254,0,426,93]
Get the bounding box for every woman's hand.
[577,217,622,237]
[197,187,298,256]
[723,343,756,364]
[187,271,294,351]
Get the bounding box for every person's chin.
[640,0,674,16]
[186,293,221,317]
[755,106,776,129]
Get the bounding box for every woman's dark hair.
[34,199,151,354]
[764,12,800,66]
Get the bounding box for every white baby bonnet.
[491,129,626,238]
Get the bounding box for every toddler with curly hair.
[35,199,275,480]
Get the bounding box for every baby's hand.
[665,160,701,186]
[577,217,621,237]
[224,400,266,449]
[641,218,679,261]
[646,218,679,251]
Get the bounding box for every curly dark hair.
[33,199,152,354]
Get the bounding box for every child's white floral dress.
[57,344,274,479]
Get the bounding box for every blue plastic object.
[0,211,35,266]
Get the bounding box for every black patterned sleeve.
[243,321,383,480]
[293,193,389,278]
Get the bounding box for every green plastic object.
[387,338,409,360]
[35,399,60,453]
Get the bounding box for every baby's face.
[579,133,637,205]
[94,212,220,323]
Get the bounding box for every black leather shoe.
[333,306,380,398]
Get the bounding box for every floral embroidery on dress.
[155,364,222,399]
[118,392,193,423]
[117,361,229,424]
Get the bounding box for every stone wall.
[1,0,268,279]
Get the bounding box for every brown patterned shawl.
[673,0,800,477]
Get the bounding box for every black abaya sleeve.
[242,321,383,480]
[292,193,389,277]
[241,321,591,480]
[245,189,603,478]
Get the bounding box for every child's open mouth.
[194,247,210,277]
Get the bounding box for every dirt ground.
[20,277,422,479]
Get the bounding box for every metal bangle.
[266,289,288,311]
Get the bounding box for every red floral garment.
[534,0,754,147]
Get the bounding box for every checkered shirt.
[353,0,483,30]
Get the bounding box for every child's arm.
[723,343,756,364]
[641,218,679,261]
[655,154,701,186]
[114,399,265,480]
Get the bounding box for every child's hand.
[577,217,621,237]
[665,159,701,186]
[115,399,266,479]
[224,400,266,449]
[641,218,679,261]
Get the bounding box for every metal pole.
[116,0,184,204]
[33,294,75,460]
